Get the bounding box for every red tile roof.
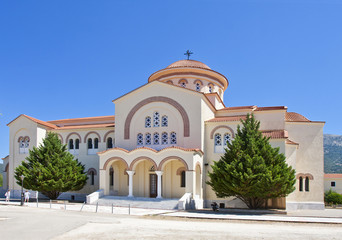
[206,115,247,122]
[255,106,287,111]
[98,146,204,155]
[324,174,342,179]
[285,112,310,122]
[219,106,257,111]
[261,130,288,139]
[166,60,211,70]
[286,139,299,145]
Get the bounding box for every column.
[126,170,135,197]
[185,170,196,194]
[155,171,163,199]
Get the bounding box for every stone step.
[96,196,180,210]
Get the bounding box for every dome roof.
[166,60,211,70]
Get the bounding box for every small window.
[170,132,177,144]
[107,137,113,149]
[153,132,160,145]
[224,133,231,145]
[145,116,151,128]
[209,85,212,93]
[153,112,160,127]
[91,172,95,185]
[145,133,151,145]
[161,132,168,145]
[215,133,222,146]
[181,171,186,187]
[299,177,303,192]
[181,82,186,88]
[88,138,93,149]
[196,83,200,91]
[75,139,80,149]
[162,115,168,127]
[137,133,143,145]
[331,181,336,187]
[24,137,30,148]
[69,139,74,149]
[94,138,99,149]
[305,177,309,192]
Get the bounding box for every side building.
[2,59,325,210]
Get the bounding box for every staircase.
[95,195,180,210]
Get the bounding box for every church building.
[2,58,325,210]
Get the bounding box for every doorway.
[150,174,157,198]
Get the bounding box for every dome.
[166,60,211,70]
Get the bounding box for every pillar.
[155,171,163,199]
[126,170,135,197]
[185,170,196,194]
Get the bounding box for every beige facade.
[324,174,342,194]
[3,59,325,210]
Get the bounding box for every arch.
[305,173,314,180]
[176,167,186,175]
[195,162,202,174]
[296,173,314,180]
[208,83,214,87]
[4,163,9,172]
[84,131,101,143]
[166,80,173,84]
[178,78,188,84]
[56,133,64,144]
[66,132,82,144]
[210,125,235,139]
[103,130,114,142]
[87,168,97,175]
[124,96,190,139]
[129,157,158,171]
[17,136,24,142]
[157,156,189,171]
[193,79,203,85]
[102,157,129,170]
[23,136,30,142]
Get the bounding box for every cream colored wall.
[114,81,211,150]
[133,160,151,197]
[162,160,185,198]
[285,122,324,203]
[324,178,342,194]
[254,111,285,130]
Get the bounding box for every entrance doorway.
[150,174,157,198]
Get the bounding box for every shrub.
[325,189,342,205]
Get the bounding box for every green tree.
[325,189,342,205]
[15,132,87,199]
[207,114,296,209]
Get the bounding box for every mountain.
[324,134,342,173]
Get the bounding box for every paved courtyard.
[1,204,342,240]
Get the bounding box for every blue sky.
[1,0,341,161]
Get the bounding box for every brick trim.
[176,167,186,175]
[87,168,97,175]
[210,125,235,139]
[84,131,101,143]
[296,173,314,180]
[103,130,114,142]
[157,156,189,171]
[193,79,204,85]
[178,78,189,84]
[66,132,82,143]
[129,156,158,171]
[166,80,173,84]
[102,157,129,170]
[56,134,64,144]
[124,96,190,139]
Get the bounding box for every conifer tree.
[207,114,296,209]
[15,132,87,199]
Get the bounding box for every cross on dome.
[184,50,193,60]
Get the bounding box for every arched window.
[153,112,160,127]
[69,139,74,149]
[215,133,222,146]
[107,137,113,149]
[109,167,114,186]
[19,137,25,153]
[145,133,151,145]
[181,171,186,187]
[162,115,168,127]
[137,133,143,145]
[90,172,95,185]
[75,139,80,149]
[88,138,93,149]
[299,177,303,192]
[209,85,212,93]
[94,138,99,149]
[170,132,177,144]
[305,177,310,192]
[24,137,30,148]
[153,132,160,145]
[224,133,231,145]
[161,132,168,145]
[145,116,151,128]
[196,83,201,91]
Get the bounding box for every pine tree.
[15,132,88,199]
[207,114,296,209]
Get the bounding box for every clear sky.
[1,0,341,161]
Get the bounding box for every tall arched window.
[170,132,177,144]
[94,138,99,149]
[161,132,168,145]
[75,139,80,149]
[181,171,186,187]
[299,177,303,192]
[162,115,168,127]
[224,133,231,145]
[153,112,160,127]
[305,177,310,192]
[145,133,151,145]
[153,132,160,145]
[69,139,74,149]
[145,116,151,128]
[88,138,93,149]
[109,167,114,186]
[137,133,143,145]
[90,172,95,185]
[215,133,222,146]
[209,85,212,93]
[107,137,113,149]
